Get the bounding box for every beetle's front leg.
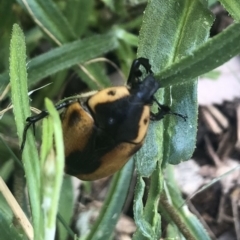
[21,99,75,151]
[150,105,172,121]
[150,99,187,122]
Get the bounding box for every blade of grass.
[64,0,94,37]
[164,165,211,240]
[86,159,134,240]
[159,23,240,88]
[40,98,64,240]
[9,24,42,238]
[219,0,240,21]
[57,177,74,240]
[1,32,118,89]
[20,0,76,44]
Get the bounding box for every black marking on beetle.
[107,90,116,96]
[68,109,81,127]
[65,129,115,175]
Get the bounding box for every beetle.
[21,58,186,180]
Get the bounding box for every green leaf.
[133,174,161,240]
[41,98,64,238]
[9,24,42,238]
[133,177,154,239]
[64,0,94,37]
[0,136,22,170]
[57,177,74,240]
[159,23,240,88]
[27,32,118,88]
[0,158,14,181]
[86,159,134,240]
[77,61,112,88]
[219,0,240,21]
[137,0,214,166]
[115,28,138,47]
[134,124,158,177]
[165,165,211,240]
[0,71,8,86]
[0,0,17,72]
[1,32,118,90]
[19,0,76,44]
[0,193,13,221]
[9,24,30,139]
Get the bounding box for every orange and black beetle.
[21,58,186,180]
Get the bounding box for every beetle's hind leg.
[21,99,74,151]
[150,97,187,121]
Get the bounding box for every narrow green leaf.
[133,177,155,239]
[0,136,22,169]
[41,98,64,239]
[140,169,162,239]
[9,24,42,238]
[27,32,117,89]
[78,61,112,88]
[0,32,118,90]
[0,192,13,221]
[40,117,54,168]
[165,224,183,239]
[115,28,138,47]
[86,159,134,240]
[133,171,163,240]
[9,24,30,139]
[20,0,76,44]
[219,0,240,21]
[166,165,211,240]
[0,158,14,181]
[64,0,94,37]
[0,0,17,71]
[0,71,8,86]
[58,177,74,240]
[159,23,240,88]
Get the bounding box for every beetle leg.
[21,99,75,151]
[151,96,187,121]
[150,106,187,121]
[150,105,171,121]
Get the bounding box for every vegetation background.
[0,0,240,239]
